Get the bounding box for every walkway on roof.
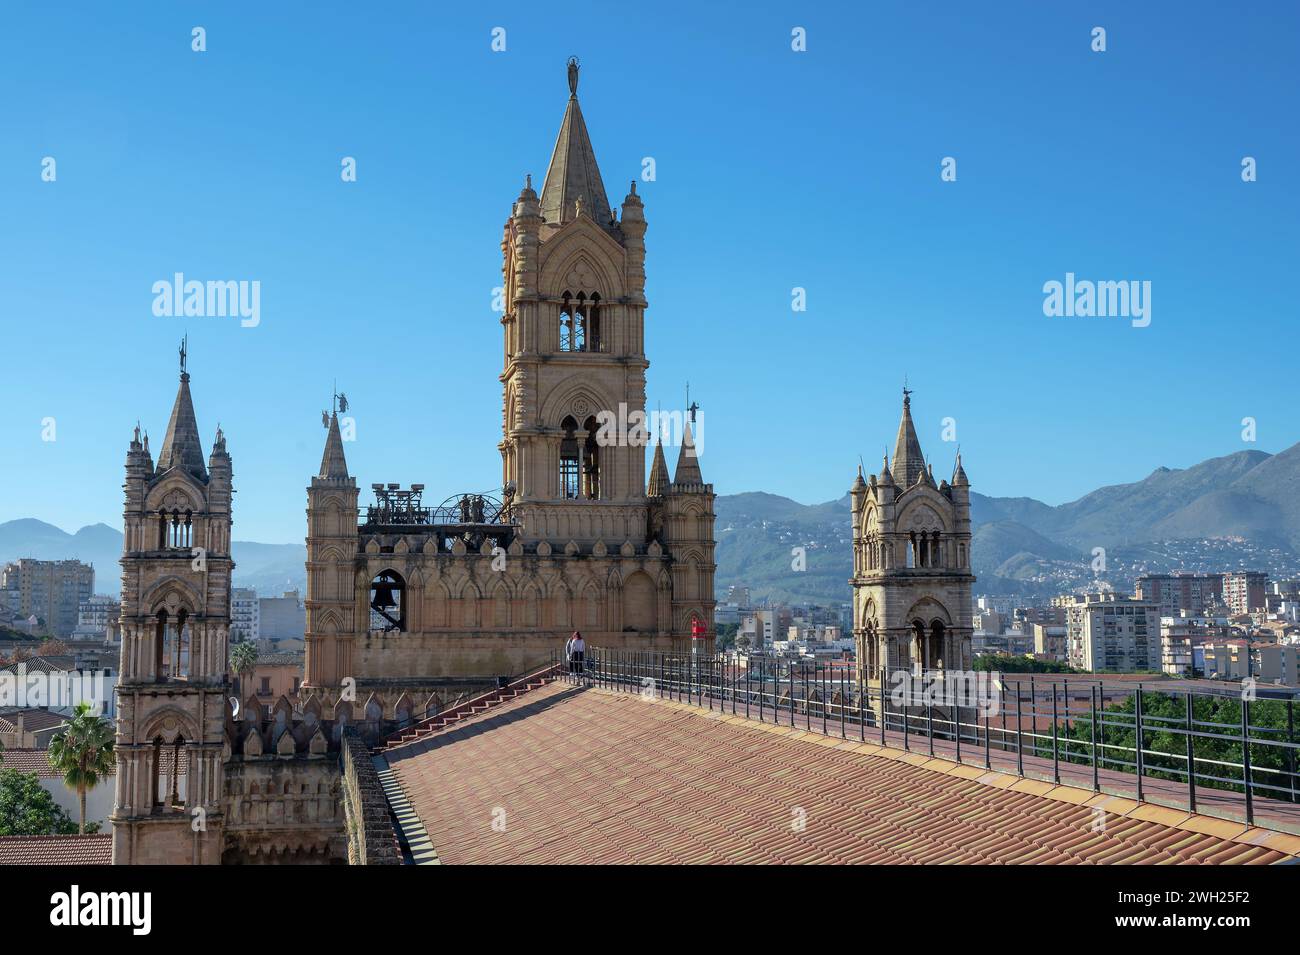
[383,680,1300,865]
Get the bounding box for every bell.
[371,584,397,611]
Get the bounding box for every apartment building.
[1064,593,1161,673]
[1136,574,1223,617]
[1223,572,1268,615]
[0,559,95,637]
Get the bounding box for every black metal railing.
[548,649,1300,832]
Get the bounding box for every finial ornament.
[567,56,579,96]
[902,376,911,407]
[179,335,188,376]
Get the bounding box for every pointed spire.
[156,359,207,480]
[539,58,612,227]
[879,449,893,486]
[891,386,926,489]
[952,451,969,487]
[647,438,670,497]
[320,411,349,479]
[672,422,704,485]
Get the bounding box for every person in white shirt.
[565,631,586,679]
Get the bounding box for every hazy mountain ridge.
[0,519,306,597]
[5,443,1300,604]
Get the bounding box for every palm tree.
[230,640,259,699]
[47,702,115,835]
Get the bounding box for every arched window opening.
[154,610,167,679]
[929,620,946,671]
[168,736,185,810]
[175,609,190,679]
[585,293,601,352]
[158,513,167,549]
[151,737,164,809]
[907,533,917,568]
[560,416,581,499]
[912,620,926,675]
[560,292,575,352]
[573,293,587,351]
[582,415,601,499]
[369,570,406,632]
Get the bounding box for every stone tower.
[499,57,654,546]
[112,348,233,864]
[850,389,974,685]
[303,410,360,691]
[654,423,717,638]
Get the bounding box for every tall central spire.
[891,386,926,488]
[539,57,612,227]
[156,346,208,481]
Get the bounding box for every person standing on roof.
[565,630,586,680]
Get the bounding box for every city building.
[1256,643,1299,686]
[0,559,95,637]
[1064,593,1160,673]
[231,587,260,643]
[1223,571,1268,615]
[247,652,304,701]
[739,610,778,647]
[1031,623,1067,662]
[1159,614,1234,677]
[1202,640,1252,681]
[1136,573,1223,617]
[850,388,975,687]
[258,590,303,641]
[72,595,121,640]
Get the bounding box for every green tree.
[974,656,1077,674]
[47,702,115,834]
[230,641,259,698]
[0,768,81,836]
[1035,690,1296,801]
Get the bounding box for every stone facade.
[850,391,974,686]
[112,366,235,865]
[302,61,716,713]
[113,361,351,865]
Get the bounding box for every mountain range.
[6,444,1300,605]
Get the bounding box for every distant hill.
[6,442,1300,605]
[0,520,306,597]
[715,444,1300,604]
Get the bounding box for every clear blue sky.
[2,1,1297,543]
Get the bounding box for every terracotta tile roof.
[0,834,112,866]
[0,656,77,675]
[0,748,115,778]
[0,708,70,733]
[387,682,1300,865]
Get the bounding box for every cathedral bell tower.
[498,58,653,546]
[112,343,233,864]
[850,389,974,693]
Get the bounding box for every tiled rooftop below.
[387,681,1300,865]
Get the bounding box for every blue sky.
[1,1,1297,543]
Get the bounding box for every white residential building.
[1065,593,1160,673]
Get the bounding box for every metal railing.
[549,649,1300,831]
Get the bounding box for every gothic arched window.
[559,290,602,353]
[560,292,572,351]
[369,570,406,632]
[582,415,601,500]
[560,416,581,499]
